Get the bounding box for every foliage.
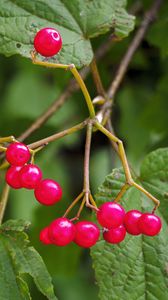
[0,0,168,299]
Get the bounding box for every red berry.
[103,225,126,244]
[34,179,62,205]
[138,213,162,236]
[34,27,62,57]
[5,166,22,189]
[19,164,42,189]
[124,210,142,235]
[40,227,52,245]
[6,142,30,166]
[74,221,100,248]
[97,202,125,229]
[48,218,76,246]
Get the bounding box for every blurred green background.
[0,1,168,299]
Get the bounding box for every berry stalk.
[0,184,10,224]
[28,119,88,150]
[31,52,95,118]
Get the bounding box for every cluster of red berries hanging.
[3,27,162,249]
[4,141,162,249]
[97,202,162,243]
[39,202,162,248]
[5,142,62,205]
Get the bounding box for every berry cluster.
[5,142,62,205]
[40,218,100,248]
[98,202,162,244]
[31,27,162,247]
[40,202,162,248]
[2,28,162,251]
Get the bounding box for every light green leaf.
[140,148,168,221]
[0,219,30,232]
[91,148,168,300]
[0,219,57,300]
[0,0,135,67]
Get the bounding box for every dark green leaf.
[0,0,135,67]
[0,219,57,300]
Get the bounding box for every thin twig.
[107,0,163,100]
[18,89,72,141]
[98,0,162,157]
[28,119,88,150]
[70,197,86,221]
[63,192,84,218]
[89,56,119,153]
[106,119,119,154]
[83,123,97,211]
[90,58,106,97]
[83,123,93,195]
[89,0,162,154]
[0,184,10,224]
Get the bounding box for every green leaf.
[91,148,168,300]
[0,0,135,67]
[0,219,30,232]
[140,148,168,221]
[0,219,57,300]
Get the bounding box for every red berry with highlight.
[74,221,100,248]
[124,210,142,235]
[6,142,30,166]
[5,166,22,189]
[49,218,76,246]
[103,225,126,244]
[34,27,62,57]
[34,179,62,205]
[97,202,125,229]
[138,213,162,236]
[19,164,42,189]
[40,227,52,245]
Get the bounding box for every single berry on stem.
[97,202,125,229]
[124,210,142,235]
[74,221,100,248]
[49,218,76,246]
[34,179,62,205]
[34,27,62,57]
[19,164,42,189]
[40,227,52,245]
[6,142,30,166]
[5,166,22,189]
[138,213,162,236]
[103,225,126,244]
